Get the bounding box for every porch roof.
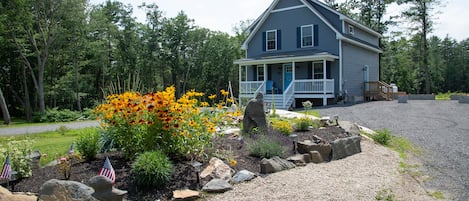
[234,50,339,65]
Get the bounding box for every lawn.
[0,129,86,166]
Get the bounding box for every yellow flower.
[208,94,216,100]
[229,159,237,167]
[220,89,229,96]
[201,102,209,107]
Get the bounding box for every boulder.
[296,141,332,161]
[87,176,127,201]
[232,170,256,184]
[309,151,324,163]
[398,95,408,103]
[200,157,234,181]
[202,179,233,193]
[243,93,267,134]
[339,121,360,137]
[38,179,97,201]
[0,186,37,201]
[459,96,469,104]
[286,154,306,166]
[330,136,362,160]
[173,189,200,200]
[260,156,295,174]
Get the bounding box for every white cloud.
[89,0,468,41]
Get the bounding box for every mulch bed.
[11,125,349,201]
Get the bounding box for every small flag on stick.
[0,155,12,180]
[68,143,75,155]
[98,157,116,183]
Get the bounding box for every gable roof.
[242,0,382,53]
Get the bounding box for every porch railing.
[294,79,334,93]
[283,83,294,108]
[240,81,264,94]
[364,81,392,101]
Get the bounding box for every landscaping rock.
[398,95,408,103]
[200,157,234,181]
[87,175,127,201]
[173,189,200,200]
[243,93,267,134]
[408,94,435,100]
[302,153,312,163]
[0,186,37,201]
[38,179,97,201]
[339,121,360,136]
[309,151,324,163]
[459,96,469,104]
[260,156,296,174]
[232,170,256,184]
[202,179,233,193]
[330,136,362,160]
[286,154,306,166]
[27,150,42,170]
[296,141,332,161]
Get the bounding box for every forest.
[0,0,468,122]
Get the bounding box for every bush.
[373,128,392,146]
[76,128,102,160]
[294,117,311,131]
[132,151,173,188]
[35,108,81,122]
[271,119,293,135]
[248,135,286,158]
[0,138,34,178]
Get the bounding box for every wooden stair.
[364,81,393,101]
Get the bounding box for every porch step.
[264,95,293,110]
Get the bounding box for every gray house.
[235,0,388,108]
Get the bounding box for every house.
[235,0,391,108]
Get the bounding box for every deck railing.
[240,81,264,94]
[364,81,392,100]
[294,79,334,93]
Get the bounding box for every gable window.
[312,62,324,79]
[257,65,265,81]
[301,25,314,47]
[266,30,277,51]
[348,25,354,35]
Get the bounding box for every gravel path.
[316,100,469,201]
[0,121,100,136]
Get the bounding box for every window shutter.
[277,30,281,50]
[262,32,266,51]
[296,27,301,48]
[314,24,319,46]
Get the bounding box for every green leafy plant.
[35,108,82,122]
[271,119,293,135]
[56,125,70,135]
[372,128,392,146]
[0,138,34,178]
[375,189,395,201]
[294,117,311,131]
[76,128,102,160]
[247,135,286,158]
[132,151,173,188]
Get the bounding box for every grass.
[0,129,86,166]
[428,191,445,199]
[435,91,466,100]
[296,109,321,118]
[375,189,395,201]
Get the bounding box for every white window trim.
[266,29,277,51]
[312,62,324,79]
[257,65,265,81]
[348,25,354,35]
[301,24,314,48]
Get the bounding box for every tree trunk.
[23,66,32,122]
[0,88,11,125]
[422,1,430,94]
[74,51,82,112]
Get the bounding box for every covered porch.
[235,53,339,108]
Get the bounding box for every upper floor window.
[266,30,277,51]
[348,25,354,35]
[301,25,314,47]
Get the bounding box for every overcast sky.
[89,0,468,41]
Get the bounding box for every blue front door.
[283,63,293,91]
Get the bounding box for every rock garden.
[1,87,362,201]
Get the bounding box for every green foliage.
[56,125,70,135]
[375,189,395,201]
[76,128,102,160]
[34,108,82,123]
[428,191,445,199]
[372,129,392,146]
[132,151,173,188]
[271,119,293,135]
[247,135,286,158]
[0,138,34,178]
[294,117,311,131]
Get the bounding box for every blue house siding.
[247,7,339,59]
[275,0,303,9]
[344,22,379,47]
[307,0,341,33]
[342,42,379,97]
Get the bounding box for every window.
[266,30,277,51]
[313,62,324,79]
[301,25,314,47]
[257,65,265,81]
[348,25,354,35]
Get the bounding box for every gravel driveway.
[0,121,100,136]
[316,100,469,201]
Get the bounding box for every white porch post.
[263,64,267,94]
[238,64,242,106]
[292,61,296,108]
[323,59,327,106]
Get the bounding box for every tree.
[398,0,440,94]
[0,88,10,124]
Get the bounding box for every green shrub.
[0,138,34,178]
[271,119,293,135]
[248,135,286,158]
[35,108,82,122]
[76,128,102,160]
[132,151,173,188]
[373,128,392,146]
[294,117,311,131]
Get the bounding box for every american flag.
[0,155,11,180]
[98,156,115,183]
[68,143,75,155]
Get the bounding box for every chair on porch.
[266,80,278,94]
